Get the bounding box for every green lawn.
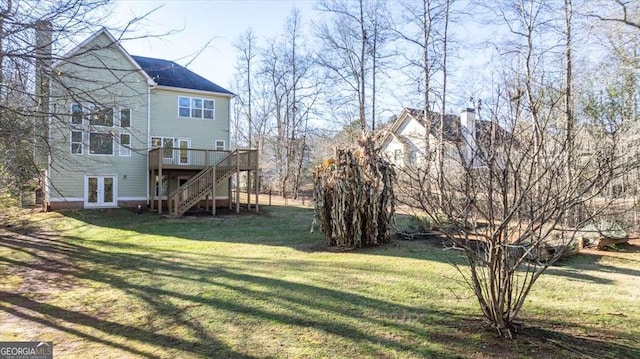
[0,206,638,358]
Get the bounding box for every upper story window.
[71,103,83,124]
[120,108,131,128]
[179,96,214,119]
[70,103,131,128]
[215,140,225,151]
[92,107,113,127]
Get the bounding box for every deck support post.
[228,177,232,210]
[246,170,251,210]
[157,154,163,215]
[236,150,240,214]
[150,169,155,210]
[254,150,259,213]
[212,166,216,216]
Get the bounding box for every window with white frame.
[120,108,131,128]
[89,132,113,155]
[92,107,113,127]
[394,149,402,162]
[155,175,168,197]
[215,140,225,151]
[84,104,96,122]
[151,136,174,159]
[70,131,82,154]
[178,96,214,119]
[119,133,131,156]
[71,103,83,124]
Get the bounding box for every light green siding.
[48,31,150,203]
[149,88,230,149]
[47,30,233,208]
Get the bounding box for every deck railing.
[149,148,233,169]
[149,148,258,216]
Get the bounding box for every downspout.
[46,104,52,210]
[146,80,155,205]
[228,94,233,148]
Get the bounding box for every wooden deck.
[149,148,258,171]
[149,148,259,217]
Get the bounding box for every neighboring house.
[381,107,501,173]
[45,28,257,216]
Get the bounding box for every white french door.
[177,138,191,165]
[85,175,117,208]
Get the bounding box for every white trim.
[70,130,83,155]
[119,107,132,128]
[84,175,118,208]
[146,84,152,205]
[150,136,175,160]
[215,140,225,151]
[178,96,215,120]
[49,197,84,202]
[118,196,148,201]
[119,133,131,157]
[228,96,231,148]
[70,102,83,124]
[177,138,191,165]
[88,132,115,156]
[155,85,234,98]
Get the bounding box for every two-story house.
[381,107,508,178]
[45,28,257,216]
[381,108,478,170]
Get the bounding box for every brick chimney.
[34,20,52,167]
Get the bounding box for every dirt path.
[0,223,84,354]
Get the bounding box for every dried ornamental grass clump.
[312,135,396,248]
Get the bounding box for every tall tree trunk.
[359,0,367,131]
[564,0,573,225]
[422,0,432,169]
[438,0,451,207]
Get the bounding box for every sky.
[109,0,317,90]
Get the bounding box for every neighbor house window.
[119,133,131,156]
[178,96,214,119]
[120,108,131,128]
[151,136,174,159]
[92,107,113,127]
[215,140,225,151]
[70,131,83,154]
[89,132,113,155]
[394,149,402,162]
[71,103,83,124]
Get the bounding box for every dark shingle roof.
[131,55,234,95]
[403,108,509,146]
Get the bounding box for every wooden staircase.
[168,150,241,217]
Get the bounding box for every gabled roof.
[382,107,508,148]
[402,108,462,142]
[131,55,234,96]
[54,28,232,95]
[53,28,154,85]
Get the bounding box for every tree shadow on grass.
[520,325,640,359]
[544,253,640,284]
[0,228,468,358]
[2,210,639,358]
